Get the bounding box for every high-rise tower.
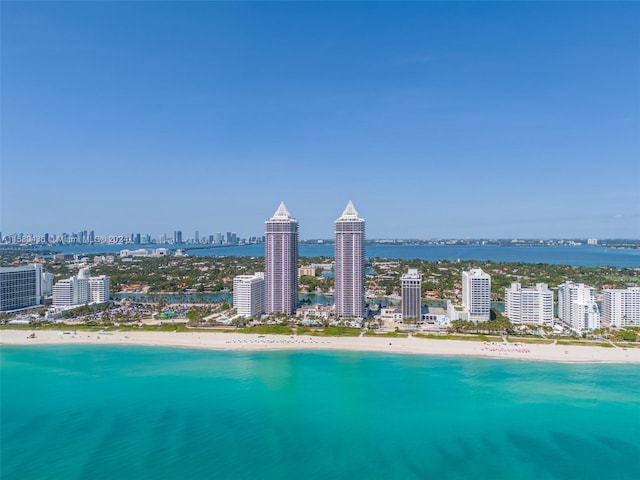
[401,269,423,321]
[265,202,299,314]
[558,281,600,331]
[334,201,365,319]
[462,268,491,321]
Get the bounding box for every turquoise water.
[2,346,639,480]
[26,243,640,267]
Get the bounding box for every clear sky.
[2,1,639,239]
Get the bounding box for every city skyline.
[2,2,639,238]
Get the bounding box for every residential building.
[558,281,600,331]
[401,268,422,321]
[334,201,365,319]
[88,276,110,304]
[0,264,43,312]
[42,272,54,296]
[601,287,640,327]
[53,268,110,307]
[504,282,554,325]
[265,202,299,315]
[233,272,266,318]
[298,266,316,278]
[462,268,491,321]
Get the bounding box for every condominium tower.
[0,264,43,312]
[504,282,553,325]
[558,281,600,331]
[265,202,299,314]
[53,268,110,307]
[233,272,266,318]
[462,268,491,321]
[601,287,640,327]
[334,201,365,319]
[401,269,422,321]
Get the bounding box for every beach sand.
[2,329,639,363]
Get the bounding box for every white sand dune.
[1,329,639,364]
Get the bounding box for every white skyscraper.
[53,277,86,307]
[334,201,366,319]
[601,287,640,327]
[234,272,266,318]
[558,281,600,331]
[88,276,110,304]
[401,269,422,321]
[504,282,554,325]
[0,264,43,312]
[462,268,491,321]
[265,202,299,315]
[53,268,110,307]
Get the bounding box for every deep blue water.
[21,243,640,267]
[1,346,638,480]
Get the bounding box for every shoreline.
[2,330,639,364]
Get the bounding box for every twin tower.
[265,201,366,319]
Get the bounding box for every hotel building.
[53,268,110,307]
[265,202,299,315]
[0,264,43,312]
[504,282,554,325]
[401,269,422,321]
[462,268,491,321]
[334,201,366,319]
[558,281,600,331]
[601,287,640,327]
[234,272,266,318]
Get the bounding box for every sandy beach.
[2,329,639,363]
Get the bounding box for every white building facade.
[401,269,422,321]
[558,281,600,331]
[0,264,43,312]
[504,282,554,325]
[462,268,491,321]
[265,202,299,315]
[601,287,640,327]
[334,201,366,319]
[53,268,110,307]
[233,273,266,318]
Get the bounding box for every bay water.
[26,243,640,267]
[2,346,638,479]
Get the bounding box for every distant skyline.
[2,2,639,238]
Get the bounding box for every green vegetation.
[413,333,502,342]
[296,326,361,337]
[4,250,637,299]
[238,325,296,335]
[505,336,555,345]
[61,303,110,318]
[364,330,408,338]
[556,340,614,348]
[449,315,514,335]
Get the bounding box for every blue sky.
[2,1,639,239]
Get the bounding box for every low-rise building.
[298,266,316,278]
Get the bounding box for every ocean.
[23,243,640,267]
[1,346,638,479]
